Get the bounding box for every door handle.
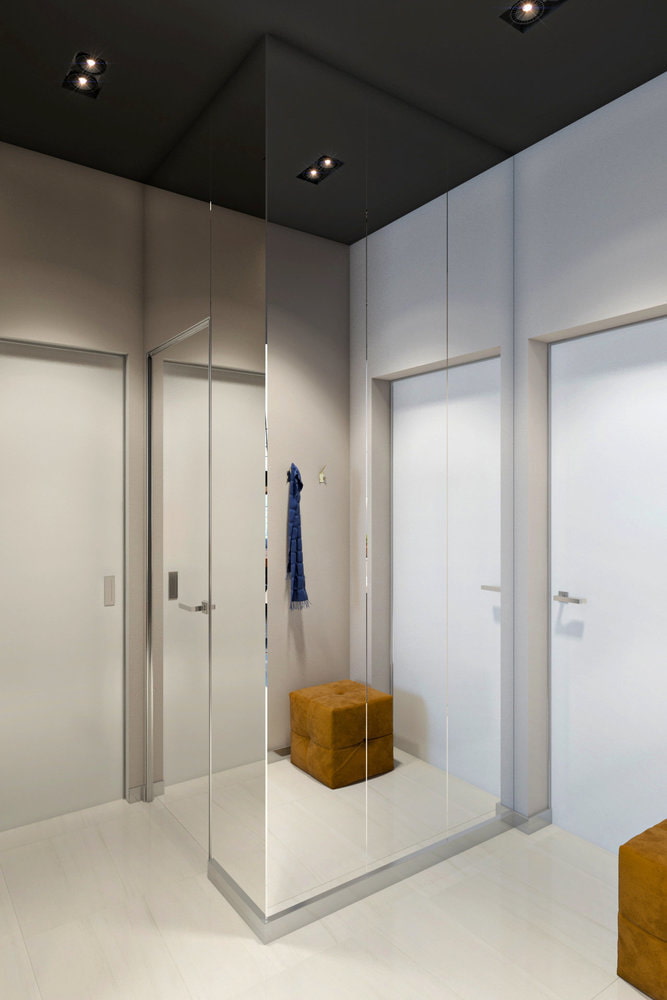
[481,585,501,593]
[178,602,203,613]
[178,600,216,614]
[553,590,587,605]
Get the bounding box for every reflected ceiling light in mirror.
[297,154,344,184]
[62,51,106,98]
[73,52,107,75]
[501,0,568,32]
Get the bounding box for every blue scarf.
[287,463,309,609]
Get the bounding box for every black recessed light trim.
[73,52,107,76]
[297,155,344,185]
[500,0,568,33]
[62,69,100,98]
[62,51,106,98]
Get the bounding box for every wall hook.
[319,465,327,485]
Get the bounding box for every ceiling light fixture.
[73,51,107,75]
[62,51,107,98]
[297,154,344,185]
[500,0,568,33]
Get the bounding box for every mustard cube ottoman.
[289,679,394,789]
[618,818,667,999]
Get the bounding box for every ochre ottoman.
[618,819,667,999]
[289,680,393,789]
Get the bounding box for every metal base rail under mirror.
[208,807,538,943]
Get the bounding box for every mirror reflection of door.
[550,319,667,852]
[390,356,501,852]
[149,324,210,844]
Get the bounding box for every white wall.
[0,141,146,795]
[353,67,667,822]
[512,68,667,818]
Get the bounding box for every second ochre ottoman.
[618,818,667,1000]
[289,679,394,789]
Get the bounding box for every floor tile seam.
[428,876,620,983]
[371,917,563,1000]
[487,890,618,969]
[87,893,198,1000]
[269,804,371,858]
[529,844,618,891]
[455,844,618,900]
[139,884,208,999]
[515,838,618,884]
[55,824,134,903]
[24,914,123,999]
[161,799,210,847]
[0,828,74,857]
[589,979,632,1000]
[263,828,322,879]
[453,861,619,935]
[272,930,464,1000]
[143,803,209,866]
[0,867,46,1000]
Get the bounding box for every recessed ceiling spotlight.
[297,154,344,185]
[62,51,106,98]
[74,51,107,75]
[62,69,100,98]
[500,0,567,33]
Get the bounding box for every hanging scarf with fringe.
[287,462,309,609]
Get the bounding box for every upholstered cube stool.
[618,819,667,999]
[289,680,393,789]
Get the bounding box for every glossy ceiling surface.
[3,0,667,240]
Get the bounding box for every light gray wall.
[267,223,350,750]
[0,140,146,795]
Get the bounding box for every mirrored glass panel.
[149,322,211,838]
[181,30,515,936]
[264,37,369,914]
[208,42,268,910]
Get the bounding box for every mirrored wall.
[146,34,515,939]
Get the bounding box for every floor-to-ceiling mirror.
[147,321,211,810]
[142,32,516,940]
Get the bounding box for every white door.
[0,342,124,831]
[161,358,266,786]
[550,319,667,851]
[162,359,210,785]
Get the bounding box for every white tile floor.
[0,791,648,1000]
[163,750,498,913]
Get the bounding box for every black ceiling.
[3,0,667,241]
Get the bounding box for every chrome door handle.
[553,590,587,604]
[178,600,216,614]
[481,585,501,593]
